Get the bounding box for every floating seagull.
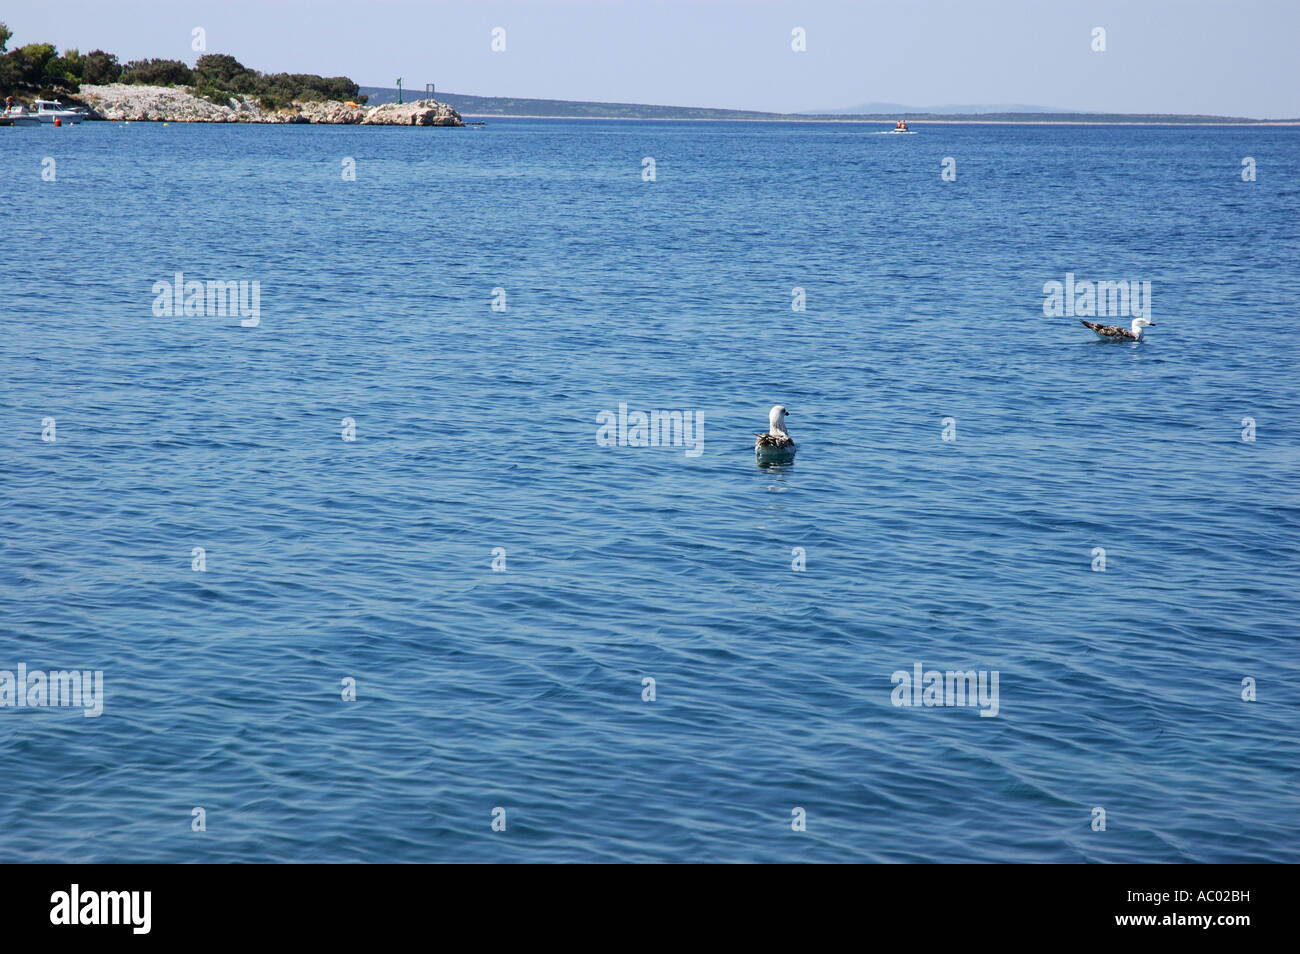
[1080,317,1155,342]
[755,404,796,464]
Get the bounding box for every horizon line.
[356,86,1299,123]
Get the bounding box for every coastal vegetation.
[5,21,1285,125]
[0,22,363,109]
[189,54,364,109]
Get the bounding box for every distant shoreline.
[463,114,1300,126]
[361,88,1297,125]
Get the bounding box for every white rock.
[74,85,464,126]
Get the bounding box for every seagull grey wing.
[1081,319,1129,339]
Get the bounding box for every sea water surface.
[1,119,1298,863]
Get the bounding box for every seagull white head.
[1130,316,1155,338]
[769,404,790,437]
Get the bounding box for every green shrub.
[193,54,254,91]
[120,58,194,85]
[193,83,235,106]
[12,43,57,86]
[82,50,121,84]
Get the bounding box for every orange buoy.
[54,117,61,127]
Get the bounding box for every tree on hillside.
[82,50,121,85]
[191,54,359,109]
[13,43,57,85]
[0,23,14,92]
[44,48,83,90]
[193,53,253,90]
[120,58,193,85]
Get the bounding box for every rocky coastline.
[73,84,463,126]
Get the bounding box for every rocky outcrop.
[75,84,463,126]
[77,84,263,122]
[297,100,367,124]
[360,99,462,126]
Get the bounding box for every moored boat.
[33,98,91,123]
[2,104,41,126]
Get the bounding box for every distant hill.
[359,87,788,120]
[819,102,1073,115]
[358,87,1294,124]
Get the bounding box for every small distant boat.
[33,99,91,124]
[884,118,916,134]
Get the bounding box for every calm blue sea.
[1,118,1297,863]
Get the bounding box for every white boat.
[33,99,91,123]
[2,104,41,126]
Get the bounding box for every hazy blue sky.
[5,0,1298,117]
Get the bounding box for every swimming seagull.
[755,404,796,464]
[1080,317,1155,342]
